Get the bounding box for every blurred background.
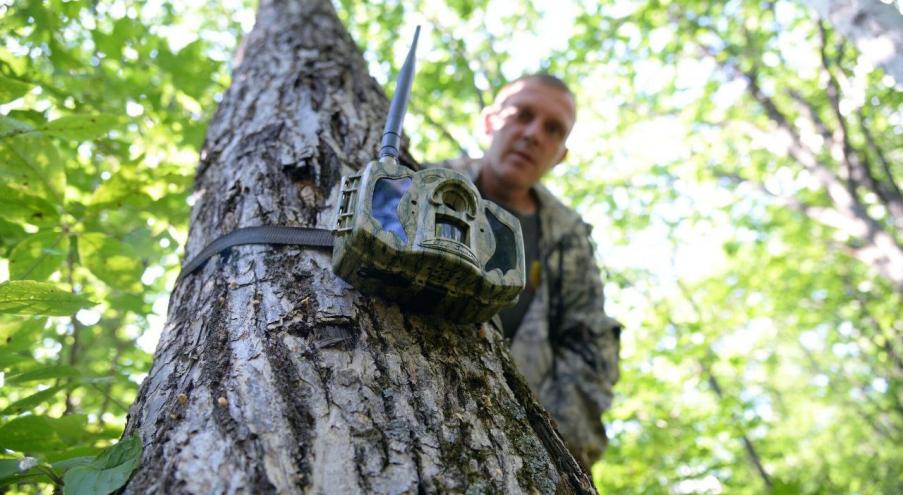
[0,0,901,493]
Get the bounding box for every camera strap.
[177,226,335,282]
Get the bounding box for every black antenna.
[379,25,420,159]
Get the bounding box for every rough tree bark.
[122,0,596,493]
[799,0,903,87]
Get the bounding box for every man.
[437,74,621,470]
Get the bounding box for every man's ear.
[481,105,497,137]
[554,146,569,165]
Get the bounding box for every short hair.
[507,73,573,98]
[492,73,576,116]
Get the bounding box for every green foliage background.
[1,0,901,493]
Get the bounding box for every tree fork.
[122,0,595,493]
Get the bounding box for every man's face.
[481,79,576,192]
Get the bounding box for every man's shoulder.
[534,183,588,241]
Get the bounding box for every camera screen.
[484,208,516,273]
[372,177,412,244]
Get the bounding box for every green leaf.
[52,456,95,471]
[62,435,142,495]
[0,317,46,354]
[46,446,103,464]
[0,317,47,354]
[0,348,32,369]
[40,115,120,141]
[0,385,66,415]
[50,414,89,444]
[0,416,64,453]
[0,114,34,137]
[6,365,80,384]
[0,75,33,103]
[0,471,47,487]
[86,170,147,208]
[0,459,21,478]
[8,231,69,281]
[0,281,94,315]
[0,216,27,248]
[79,233,143,291]
[0,415,91,454]
[0,184,60,224]
[2,134,66,205]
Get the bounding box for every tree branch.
[696,39,903,292]
[817,21,903,228]
[674,281,774,490]
[714,166,903,292]
[845,279,903,379]
[786,88,834,145]
[798,343,900,441]
[64,235,82,416]
[857,109,903,203]
[817,22,861,193]
[409,101,469,156]
[704,368,774,488]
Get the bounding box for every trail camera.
[179,26,525,323]
[332,156,525,323]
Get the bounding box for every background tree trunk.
[799,0,903,86]
[122,0,595,493]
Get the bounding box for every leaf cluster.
[0,0,247,491]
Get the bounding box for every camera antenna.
[379,25,420,159]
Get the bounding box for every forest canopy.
[1,0,901,493]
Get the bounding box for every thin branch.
[715,167,903,292]
[798,343,899,441]
[34,463,65,487]
[674,281,774,490]
[409,102,468,156]
[857,109,903,213]
[817,22,861,193]
[97,328,129,427]
[705,371,774,488]
[843,277,903,382]
[64,235,82,416]
[786,88,834,144]
[697,39,903,291]
[818,22,903,226]
[92,383,129,413]
[855,302,903,379]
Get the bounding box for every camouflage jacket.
[434,157,622,468]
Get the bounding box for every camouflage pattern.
[332,156,526,323]
[434,157,622,469]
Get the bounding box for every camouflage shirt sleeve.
[544,219,622,466]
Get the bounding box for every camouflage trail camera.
[332,155,524,323]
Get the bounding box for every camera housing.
[332,156,525,323]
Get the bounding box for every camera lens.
[436,217,466,242]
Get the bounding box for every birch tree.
[799,0,903,86]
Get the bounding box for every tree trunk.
[800,0,903,87]
[122,0,595,493]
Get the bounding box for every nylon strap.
[177,226,334,281]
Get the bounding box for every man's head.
[480,74,577,196]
